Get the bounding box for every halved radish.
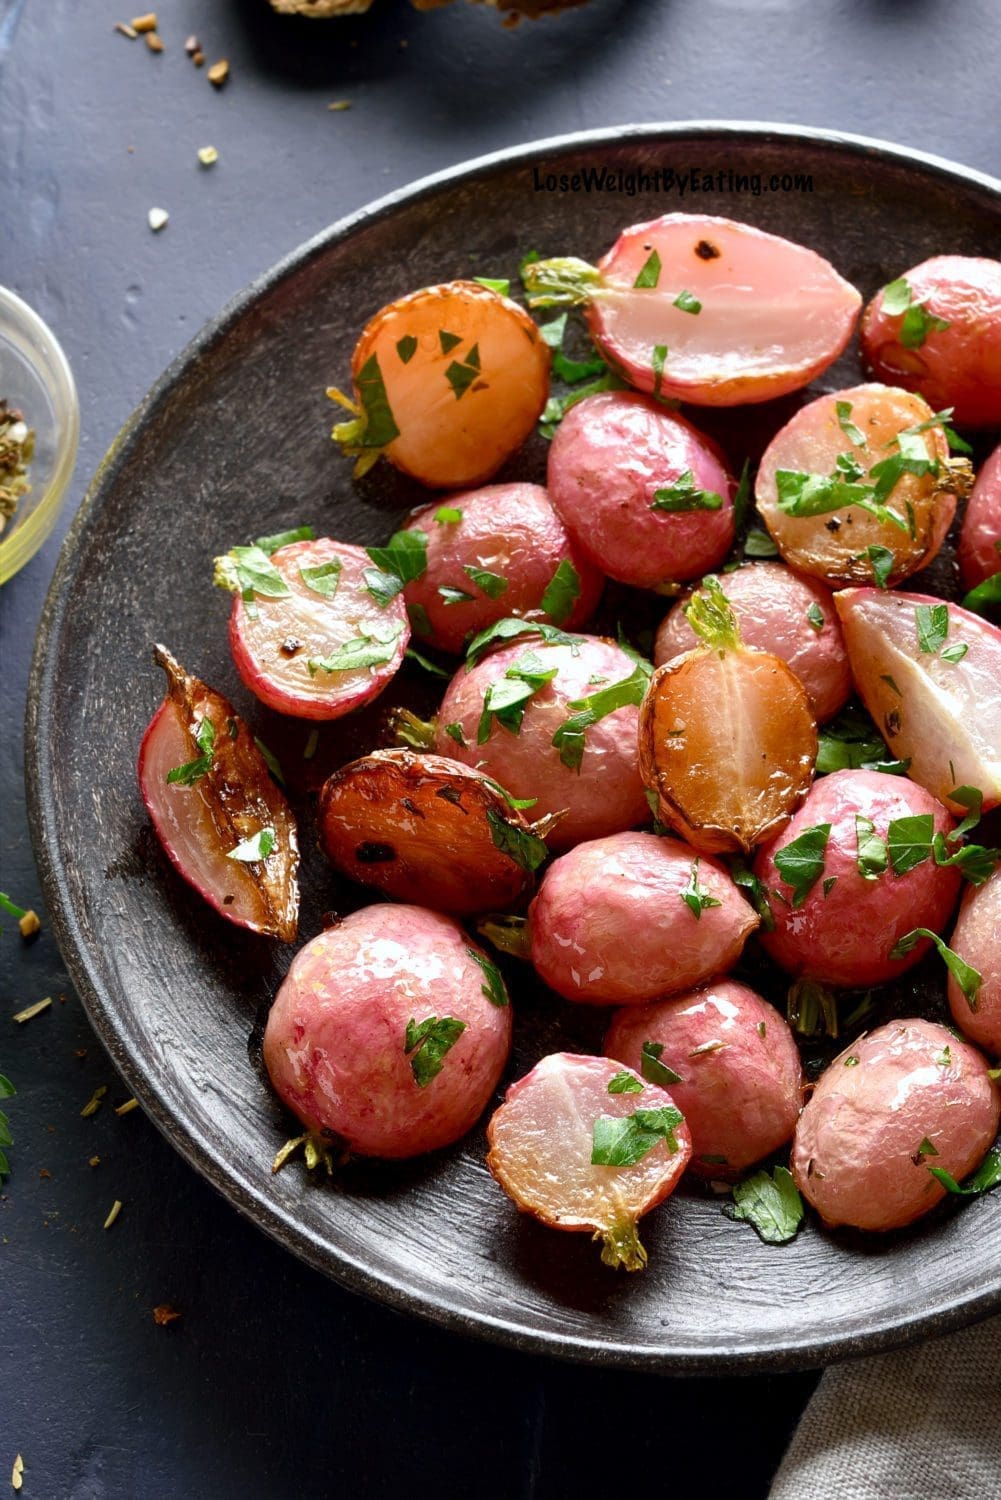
[834,587,1001,812]
[138,645,299,940]
[860,256,1001,428]
[217,537,409,721]
[522,214,861,406]
[755,384,971,589]
[318,749,548,914]
[486,1052,692,1271]
[655,562,852,722]
[638,578,817,854]
[960,443,1001,592]
[329,281,550,488]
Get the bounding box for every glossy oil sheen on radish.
[834,587,1001,811]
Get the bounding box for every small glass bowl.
[0,286,80,585]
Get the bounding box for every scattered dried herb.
[103,1199,123,1230]
[0,401,35,537]
[13,997,52,1024]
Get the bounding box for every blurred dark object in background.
[269,0,587,20]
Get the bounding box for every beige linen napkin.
[770,1315,1001,1500]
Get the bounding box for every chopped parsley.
[744,528,779,558]
[591,1104,684,1167]
[806,602,825,633]
[434,506,462,525]
[855,814,888,881]
[886,813,936,875]
[466,947,509,1007]
[835,400,866,448]
[477,653,556,743]
[889,929,982,1008]
[444,360,480,401]
[640,1040,683,1087]
[880,276,950,348]
[443,722,467,747]
[673,289,701,314]
[633,250,662,288]
[650,470,723,513]
[439,330,462,354]
[859,544,896,589]
[728,1167,804,1245]
[607,1071,644,1095]
[773,823,831,907]
[472,276,511,296]
[213,543,292,619]
[680,858,723,920]
[307,623,403,675]
[651,343,668,398]
[729,861,776,930]
[396,335,418,364]
[364,530,428,605]
[404,1015,466,1087]
[915,602,950,654]
[298,557,342,599]
[485,808,548,874]
[439,585,476,605]
[465,617,582,668]
[463,564,508,600]
[540,559,582,627]
[255,525,315,554]
[166,716,215,786]
[929,1145,1001,1198]
[551,662,649,772]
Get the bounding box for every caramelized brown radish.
[318,750,548,914]
[486,1052,692,1271]
[638,578,817,854]
[329,281,550,488]
[755,384,971,589]
[137,645,299,941]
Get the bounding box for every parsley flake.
[608,1071,644,1095]
[463,564,508,600]
[485,808,548,874]
[466,947,509,1007]
[633,250,662,288]
[591,1104,685,1167]
[673,289,701,314]
[166,716,215,786]
[404,1015,466,1086]
[680,858,723,920]
[396,335,418,364]
[540,559,582,626]
[889,929,982,1008]
[640,1040,683,1087]
[650,470,723,513]
[226,827,275,863]
[728,1166,803,1245]
[364,530,428,605]
[774,823,831,907]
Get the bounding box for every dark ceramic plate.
[27,124,1001,1372]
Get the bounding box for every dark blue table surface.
[2,2,1000,1494]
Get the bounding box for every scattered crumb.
[145,31,164,52]
[39,1168,51,1179]
[103,1199,123,1230]
[89,1155,101,1168]
[152,1304,182,1326]
[148,207,169,232]
[18,910,40,939]
[131,11,157,31]
[197,146,218,168]
[184,33,199,54]
[327,100,351,111]
[13,998,51,1025]
[115,21,138,37]
[192,50,205,66]
[74,1048,88,1059]
[12,1454,24,1493]
[115,1098,139,1116]
[207,58,230,87]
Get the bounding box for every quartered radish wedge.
[834,587,1001,811]
[486,1052,692,1271]
[138,645,299,940]
[216,536,409,721]
[329,281,550,488]
[638,577,817,854]
[755,384,971,589]
[318,749,550,914]
[522,214,861,406]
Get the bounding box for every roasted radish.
[959,443,1001,593]
[754,769,961,988]
[528,831,757,1004]
[834,587,1001,812]
[638,577,817,855]
[655,562,851,722]
[522,214,860,406]
[860,256,1001,428]
[486,1052,691,1270]
[755,385,971,589]
[791,1019,1000,1231]
[318,750,548,914]
[264,905,512,1160]
[947,869,1001,1055]
[329,281,550,488]
[432,629,649,850]
[401,482,602,654]
[216,535,409,721]
[138,645,299,941]
[547,391,737,589]
[605,979,803,1176]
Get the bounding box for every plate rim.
[25,120,1001,1373]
